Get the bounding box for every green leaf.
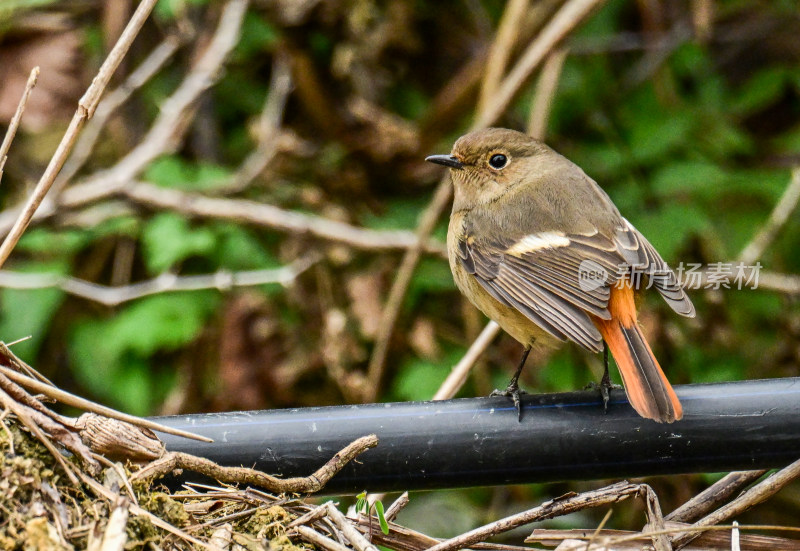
[622,88,693,164]
[670,42,712,79]
[16,228,91,256]
[141,213,217,274]
[235,13,279,59]
[0,262,67,361]
[154,0,208,21]
[145,156,192,186]
[538,350,589,392]
[632,203,711,260]
[374,501,389,535]
[145,155,232,191]
[69,292,217,414]
[409,258,455,295]
[210,224,278,270]
[393,347,465,401]
[731,67,789,115]
[696,116,754,158]
[650,161,726,200]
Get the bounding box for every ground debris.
[0,415,346,550]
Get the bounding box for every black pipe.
[154,378,800,494]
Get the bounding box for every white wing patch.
[505,231,570,256]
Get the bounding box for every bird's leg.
[491,345,531,420]
[585,342,622,411]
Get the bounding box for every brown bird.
[426,128,694,423]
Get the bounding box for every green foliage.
[0,262,67,362]
[141,213,217,274]
[69,292,218,415]
[355,493,389,535]
[154,0,209,22]
[145,156,232,191]
[393,346,465,402]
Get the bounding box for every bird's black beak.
[425,154,464,170]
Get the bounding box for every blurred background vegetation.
[0,0,799,540]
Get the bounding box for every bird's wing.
[456,219,693,352]
[621,218,695,317]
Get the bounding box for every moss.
[139,491,189,527]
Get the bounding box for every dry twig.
[666,470,767,523]
[425,482,659,551]
[123,181,447,256]
[0,0,161,270]
[0,384,81,484]
[672,458,800,549]
[0,0,248,243]
[54,34,185,193]
[325,502,380,551]
[0,347,210,443]
[738,167,800,265]
[131,434,379,494]
[364,178,452,401]
[477,0,529,116]
[432,321,500,400]
[383,492,410,522]
[296,525,353,551]
[529,522,800,550]
[78,472,220,551]
[0,254,318,307]
[476,0,605,128]
[526,48,568,140]
[223,53,293,193]
[0,67,39,185]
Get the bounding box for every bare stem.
[0,0,161,269]
[0,67,40,185]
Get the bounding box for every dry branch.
[223,53,293,193]
[738,167,800,265]
[672,458,800,549]
[122,181,447,256]
[529,522,800,550]
[432,321,500,400]
[476,0,605,128]
[426,482,657,551]
[131,434,379,494]
[0,254,318,306]
[296,525,354,551]
[526,48,568,140]
[0,67,39,185]
[0,0,247,243]
[666,470,767,523]
[54,34,185,193]
[0,348,210,443]
[364,178,452,401]
[0,0,161,270]
[477,0,529,116]
[81,0,248,191]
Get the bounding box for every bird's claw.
[585,378,622,412]
[491,385,527,421]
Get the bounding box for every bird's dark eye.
[489,154,508,170]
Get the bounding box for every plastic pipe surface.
[153,378,800,494]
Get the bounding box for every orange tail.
[592,282,682,423]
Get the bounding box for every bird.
[426,128,695,423]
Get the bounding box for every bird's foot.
[584,374,623,412]
[491,384,528,421]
